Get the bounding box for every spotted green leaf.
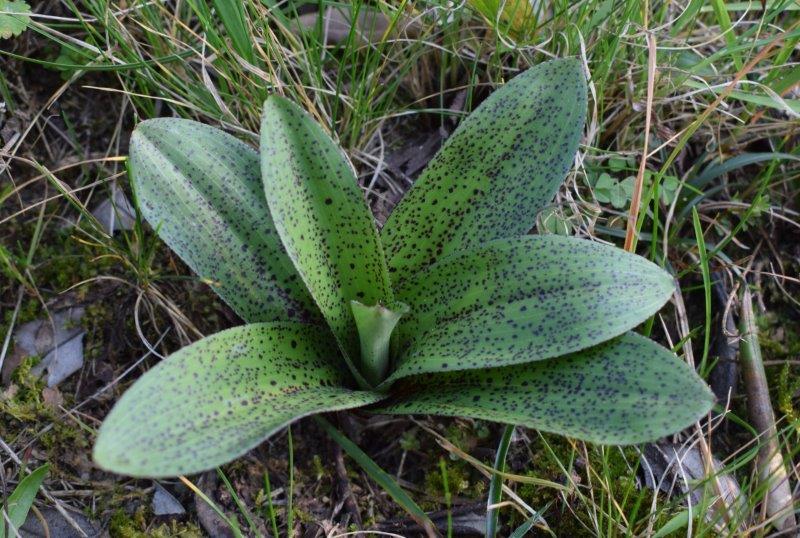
[385,235,674,383]
[378,333,714,444]
[260,96,393,361]
[129,119,319,324]
[93,323,383,478]
[381,58,587,284]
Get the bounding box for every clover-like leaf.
[129,119,319,324]
[381,58,587,284]
[377,333,714,444]
[94,323,383,478]
[260,97,393,361]
[0,0,30,39]
[386,235,674,382]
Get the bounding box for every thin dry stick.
[624,30,657,252]
[739,288,797,533]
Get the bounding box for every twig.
[331,440,362,529]
[739,288,796,533]
[0,286,24,379]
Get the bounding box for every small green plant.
[1,464,48,538]
[93,59,713,478]
[0,0,30,39]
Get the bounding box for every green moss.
[0,356,48,422]
[444,420,490,454]
[399,429,420,452]
[0,297,38,344]
[312,454,324,480]
[759,312,800,433]
[109,507,203,537]
[757,312,800,359]
[422,458,484,511]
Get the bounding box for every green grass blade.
[486,425,513,538]
[211,0,256,63]
[688,151,800,190]
[671,0,704,35]
[691,208,712,372]
[772,64,800,94]
[217,468,259,535]
[381,58,587,284]
[2,464,48,538]
[509,515,543,538]
[681,79,800,116]
[709,0,743,71]
[314,416,438,536]
[439,458,452,537]
[262,470,279,538]
[652,510,691,538]
[181,476,242,538]
[386,235,674,382]
[128,118,320,325]
[94,323,383,477]
[377,333,714,445]
[260,96,394,365]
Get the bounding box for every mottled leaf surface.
[129,119,318,324]
[260,96,393,359]
[93,323,382,478]
[378,333,714,444]
[387,235,674,382]
[381,58,587,284]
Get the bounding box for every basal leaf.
[93,323,383,478]
[381,58,587,284]
[377,333,714,445]
[387,235,674,382]
[260,96,393,361]
[129,119,319,324]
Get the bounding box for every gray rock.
[152,483,185,516]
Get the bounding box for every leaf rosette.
[94,58,713,479]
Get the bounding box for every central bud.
[350,300,410,387]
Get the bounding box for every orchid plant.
[94,59,713,478]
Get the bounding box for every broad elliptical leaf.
[260,97,394,364]
[129,119,319,324]
[381,59,588,284]
[385,234,675,382]
[93,323,382,478]
[378,333,714,445]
